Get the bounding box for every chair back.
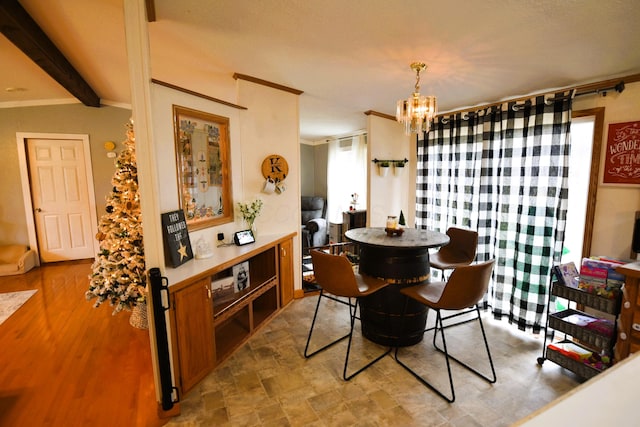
[436,260,495,310]
[310,249,360,298]
[438,227,478,265]
[301,196,327,225]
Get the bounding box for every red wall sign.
[603,121,640,185]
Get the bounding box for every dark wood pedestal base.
[358,245,431,346]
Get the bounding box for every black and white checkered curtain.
[416,91,573,331]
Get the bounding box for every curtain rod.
[439,73,640,117]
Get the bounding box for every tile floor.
[166,296,582,426]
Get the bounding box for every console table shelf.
[168,233,294,395]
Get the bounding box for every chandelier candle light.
[396,62,437,135]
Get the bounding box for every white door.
[27,137,95,262]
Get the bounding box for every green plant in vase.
[237,198,263,235]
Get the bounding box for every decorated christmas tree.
[86,121,146,316]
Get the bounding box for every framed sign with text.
[603,121,640,185]
[161,210,194,267]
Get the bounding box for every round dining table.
[345,227,450,346]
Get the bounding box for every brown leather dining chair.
[304,249,391,380]
[394,259,496,403]
[430,227,478,279]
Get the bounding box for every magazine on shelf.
[581,256,626,284]
[562,313,596,327]
[585,318,615,336]
[552,262,579,288]
[580,265,608,283]
[578,257,625,298]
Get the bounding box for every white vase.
[378,165,390,177]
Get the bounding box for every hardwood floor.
[0,261,166,427]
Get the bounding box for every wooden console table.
[166,232,295,395]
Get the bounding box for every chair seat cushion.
[400,281,446,307]
[354,273,388,296]
[430,252,474,270]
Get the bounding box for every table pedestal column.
[358,245,431,346]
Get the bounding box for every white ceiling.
[2,0,640,141]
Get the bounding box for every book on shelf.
[581,257,626,284]
[585,318,615,337]
[211,276,235,304]
[548,341,593,361]
[578,257,624,299]
[580,265,608,283]
[562,313,596,327]
[552,262,579,288]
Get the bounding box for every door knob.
[34,208,42,213]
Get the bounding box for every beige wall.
[300,141,328,198]
[573,81,640,259]
[313,143,328,198]
[0,104,131,246]
[235,78,301,242]
[367,114,413,227]
[149,80,301,288]
[300,143,315,196]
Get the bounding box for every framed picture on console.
[232,261,250,293]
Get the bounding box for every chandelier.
[396,62,437,135]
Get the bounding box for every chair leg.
[343,299,391,381]
[304,290,350,358]
[433,305,497,384]
[395,308,456,402]
[305,293,390,380]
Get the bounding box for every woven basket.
[551,283,619,314]
[549,309,613,351]
[129,301,149,330]
[546,345,601,380]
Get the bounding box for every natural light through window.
[326,134,367,224]
[562,116,595,267]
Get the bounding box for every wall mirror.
[173,105,233,230]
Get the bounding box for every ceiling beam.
[0,0,100,107]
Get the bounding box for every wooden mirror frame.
[173,105,233,231]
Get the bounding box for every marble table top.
[345,227,449,249]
